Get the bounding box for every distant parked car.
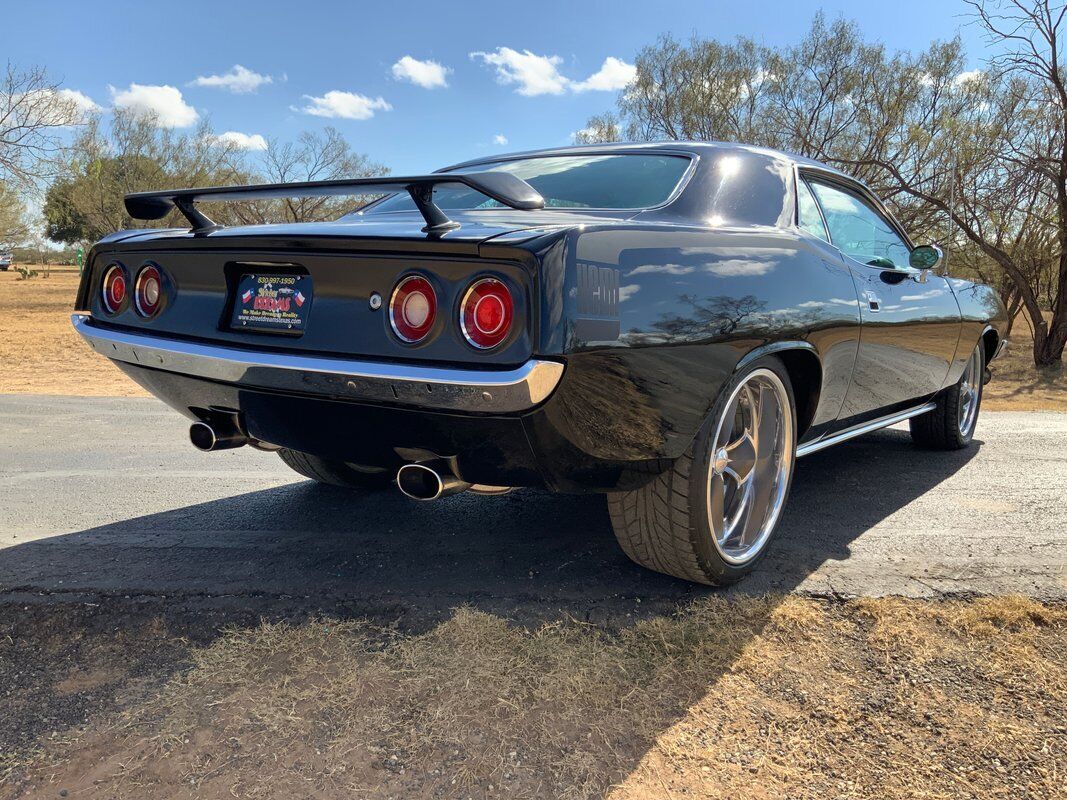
[0,251,12,270]
[73,142,1008,586]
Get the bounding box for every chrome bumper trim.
[796,402,937,458]
[72,314,564,414]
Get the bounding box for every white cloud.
[109,84,198,128]
[471,48,636,96]
[619,284,641,302]
[56,89,101,117]
[571,56,636,92]
[293,91,392,120]
[17,89,101,125]
[953,69,983,87]
[492,133,508,145]
[391,56,450,89]
[190,65,273,94]
[629,263,695,276]
[470,48,569,96]
[210,131,268,151]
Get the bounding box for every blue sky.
[11,0,990,174]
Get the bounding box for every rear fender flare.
[732,341,823,439]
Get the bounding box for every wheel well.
[981,328,999,364]
[776,349,822,439]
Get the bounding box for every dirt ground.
[1,270,1063,408]
[1,594,1063,800]
[0,271,147,396]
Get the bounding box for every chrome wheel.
[706,369,794,565]
[958,345,982,437]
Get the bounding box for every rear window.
[360,154,691,214]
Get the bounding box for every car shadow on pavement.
[0,426,983,797]
[0,427,981,629]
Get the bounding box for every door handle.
[863,290,882,312]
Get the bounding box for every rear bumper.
[72,313,563,414]
[72,314,675,493]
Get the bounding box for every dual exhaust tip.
[396,459,471,501]
[190,421,488,502]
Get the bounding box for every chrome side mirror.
[909,244,943,271]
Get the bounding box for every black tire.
[909,341,985,450]
[277,448,393,490]
[607,356,798,586]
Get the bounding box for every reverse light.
[460,277,514,349]
[101,265,127,314]
[134,264,163,317]
[389,274,437,343]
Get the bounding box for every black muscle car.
[73,142,1008,585]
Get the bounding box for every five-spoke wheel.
[608,357,797,585]
[706,369,794,566]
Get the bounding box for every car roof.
[442,140,855,182]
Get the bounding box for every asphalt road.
[0,395,1064,623]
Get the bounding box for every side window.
[797,179,829,241]
[808,180,910,268]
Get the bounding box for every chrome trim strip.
[72,313,564,414]
[796,402,937,458]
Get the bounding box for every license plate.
[231,273,312,334]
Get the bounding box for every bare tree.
[585,7,1067,366]
[0,180,28,247]
[233,127,388,224]
[847,0,1067,365]
[0,62,82,187]
[573,113,622,144]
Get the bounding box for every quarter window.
[807,180,910,268]
[797,179,829,242]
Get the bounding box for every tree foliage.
[590,3,1067,366]
[43,114,386,244]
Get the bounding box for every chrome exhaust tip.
[189,420,249,452]
[396,459,471,501]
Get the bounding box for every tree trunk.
[1031,307,1067,367]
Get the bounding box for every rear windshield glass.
[359,154,691,214]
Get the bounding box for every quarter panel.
[535,226,862,463]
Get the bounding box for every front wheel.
[910,341,984,450]
[607,357,797,585]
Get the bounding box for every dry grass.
[7,596,1065,799]
[0,271,146,396]
[984,320,1067,411]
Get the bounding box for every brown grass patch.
[6,596,1065,799]
[983,328,1067,411]
[0,271,146,396]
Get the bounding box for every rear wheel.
[607,357,797,585]
[277,448,393,490]
[909,341,984,450]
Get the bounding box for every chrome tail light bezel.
[459,276,515,350]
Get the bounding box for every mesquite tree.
[587,2,1067,366]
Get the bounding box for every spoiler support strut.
[124,172,545,235]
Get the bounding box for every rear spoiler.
[123,172,545,235]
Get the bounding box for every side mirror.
[909,244,943,271]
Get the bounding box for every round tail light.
[101,265,127,314]
[461,277,514,349]
[134,264,163,317]
[389,275,437,343]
